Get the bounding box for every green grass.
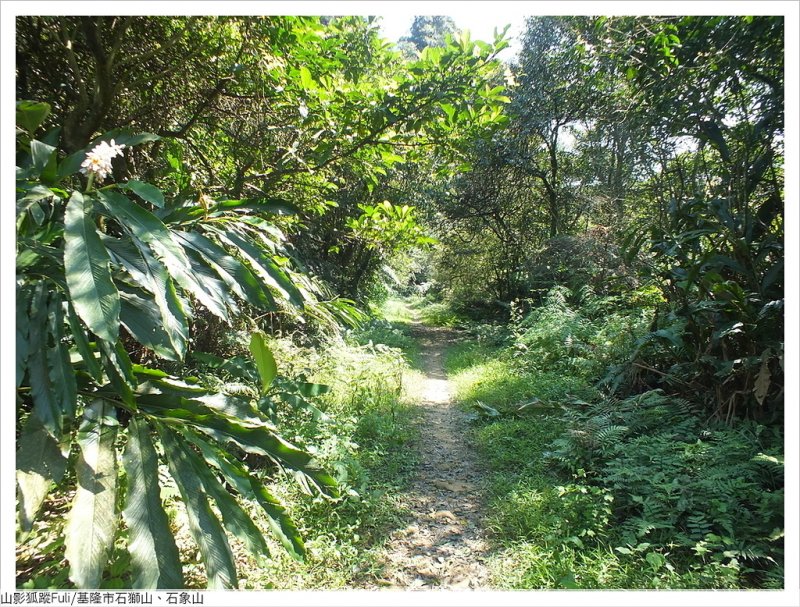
[445,331,778,590]
[227,312,425,588]
[446,340,598,409]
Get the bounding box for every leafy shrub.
[513,286,650,380]
[15,105,339,589]
[621,195,783,420]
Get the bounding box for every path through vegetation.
[368,322,491,590]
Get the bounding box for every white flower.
[80,138,126,181]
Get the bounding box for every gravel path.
[370,323,491,590]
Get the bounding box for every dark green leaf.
[179,430,270,560]
[97,190,229,321]
[65,192,120,343]
[183,432,305,561]
[47,295,77,418]
[16,285,31,387]
[118,284,184,361]
[105,235,190,359]
[66,302,103,381]
[122,418,183,589]
[214,228,304,307]
[120,180,166,208]
[28,283,62,436]
[158,425,238,589]
[57,149,86,180]
[98,340,137,408]
[174,230,274,309]
[139,397,337,494]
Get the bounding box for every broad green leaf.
[16,185,56,222]
[294,381,330,397]
[120,180,165,208]
[139,397,337,494]
[104,235,189,360]
[179,431,270,560]
[215,228,304,307]
[298,66,316,90]
[118,285,185,361]
[158,425,238,589]
[249,331,277,392]
[97,191,229,321]
[47,296,77,418]
[16,286,31,387]
[380,150,405,165]
[66,302,104,382]
[65,191,120,343]
[57,149,86,180]
[275,391,329,422]
[190,351,259,384]
[16,415,68,531]
[180,246,237,320]
[16,100,51,135]
[439,103,456,122]
[28,283,62,436]
[65,400,119,589]
[98,340,137,408]
[137,383,262,425]
[122,418,183,589]
[183,432,305,561]
[30,140,58,181]
[174,230,274,309]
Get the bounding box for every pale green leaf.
[298,66,316,90]
[16,100,51,134]
[16,415,68,531]
[249,331,277,392]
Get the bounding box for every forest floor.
[362,321,492,590]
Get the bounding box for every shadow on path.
[364,321,492,590]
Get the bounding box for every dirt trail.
[371,323,492,590]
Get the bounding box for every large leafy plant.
[15,101,340,589]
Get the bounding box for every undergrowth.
[16,307,424,590]
[236,325,423,588]
[444,287,784,590]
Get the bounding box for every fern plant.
[547,390,784,586]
